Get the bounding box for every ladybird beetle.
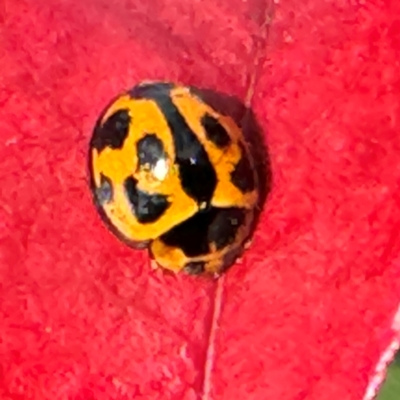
[88,81,260,275]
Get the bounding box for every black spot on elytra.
[184,262,205,275]
[156,98,217,206]
[207,207,246,250]
[129,82,175,99]
[160,210,215,257]
[136,134,166,169]
[201,113,231,148]
[124,176,170,223]
[95,173,113,205]
[129,83,217,206]
[159,206,246,258]
[231,144,256,193]
[91,109,131,152]
[185,86,271,208]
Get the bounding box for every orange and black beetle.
[88,81,260,275]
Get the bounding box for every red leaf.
[1,0,400,399]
